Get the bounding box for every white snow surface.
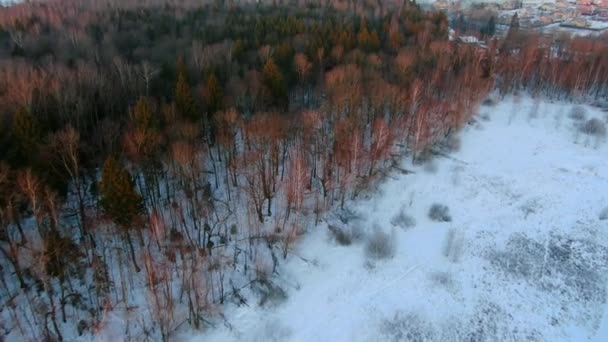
[189,96,608,342]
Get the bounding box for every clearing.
[191,96,608,342]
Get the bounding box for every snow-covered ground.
[190,96,608,342]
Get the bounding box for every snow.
[190,96,608,342]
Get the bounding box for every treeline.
[0,0,605,341]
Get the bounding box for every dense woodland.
[1,0,608,341]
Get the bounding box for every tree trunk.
[124,230,141,272]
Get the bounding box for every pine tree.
[488,16,496,37]
[130,97,155,131]
[205,73,223,145]
[175,58,197,121]
[99,156,144,272]
[503,14,520,54]
[12,107,41,165]
[262,58,287,108]
[205,73,223,117]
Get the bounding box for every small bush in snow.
[569,106,587,121]
[255,259,273,283]
[580,118,607,138]
[381,312,435,342]
[365,229,395,260]
[328,224,364,246]
[413,150,433,165]
[429,204,451,222]
[256,280,288,307]
[600,207,608,221]
[482,98,496,106]
[390,208,416,230]
[429,271,454,288]
[328,225,352,246]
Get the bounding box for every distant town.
[426,0,608,37]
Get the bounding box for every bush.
[482,98,496,106]
[413,150,433,165]
[580,118,607,138]
[256,280,288,307]
[429,204,451,222]
[429,271,454,288]
[365,229,395,260]
[390,208,416,229]
[381,312,435,342]
[328,224,353,246]
[569,106,587,121]
[600,207,608,221]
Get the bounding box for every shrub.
[365,229,395,260]
[482,98,496,106]
[429,203,451,222]
[580,118,607,137]
[413,150,433,165]
[390,208,416,229]
[254,258,273,283]
[381,312,435,342]
[600,207,608,221]
[569,106,587,121]
[256,280,288,307]
[328,223,364,246]
[328,224,352,246]
[429,271,454,288]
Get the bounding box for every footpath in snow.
[191,96,608,342]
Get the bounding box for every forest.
[1,0,608,340]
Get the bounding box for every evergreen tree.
[488,16,496,37]
[174,58,197,121]
[356,18,380,52]
[205,73,223,145]
[503,13,520,53]
[99,156,144,272]
[205,73,224,116]
[130,97,156,131]
[12,108,41,165]
[262,58,287,108]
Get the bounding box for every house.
[553,10,572,20]
[564,17,590,26]
[539,15,554,24]
[596,8,608,17]
[540,3,557,10]
[501,1,519,10]
[522,0,543,7]
[433,0,449,10]
[577,4,595,14]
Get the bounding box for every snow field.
[192,96,608,342]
